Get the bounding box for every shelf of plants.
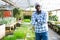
[3,23,35,40]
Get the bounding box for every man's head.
[35,3,41,13]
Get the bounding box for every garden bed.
[48,21,60,35]
[3,22,35,40]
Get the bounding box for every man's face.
[35,5,41,11]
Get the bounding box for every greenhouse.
[0,0,60,40]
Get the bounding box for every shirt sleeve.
[31,13,37,26]
[40,12,48,24]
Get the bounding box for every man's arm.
[40,12,48,24]
[31,13,37,26]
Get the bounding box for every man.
[31,3,48,40]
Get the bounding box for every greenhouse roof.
[0,0,14,10]
[1,0,60,11]
[0,0,6,6]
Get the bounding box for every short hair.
[35,3,41,8]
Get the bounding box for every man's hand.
[32,26,35,31]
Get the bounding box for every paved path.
[48,28,60,40]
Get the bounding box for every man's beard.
[37,10,41,14]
